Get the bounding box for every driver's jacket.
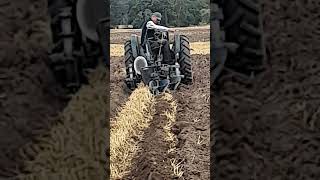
[141,20,169,45]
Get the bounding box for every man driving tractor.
[124,11,192,94]
[141,12,174,65]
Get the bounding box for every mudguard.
[174,32,181,62]
[96,18,110,66]
[76,0,108,42]
[130,34,139,59]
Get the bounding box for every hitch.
[140,63,183,95]
[149,79,170,95]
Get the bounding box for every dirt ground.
[15,65,108,180]
[110,52,210,179]
[110,56,130,118]
[111,26,210,44]
[172,54,210,179]
[123,96,178,179]
[214,0,320,179]
[0,0,68,177]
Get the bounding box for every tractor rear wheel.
[216,0,266,75]
[178,35,193,85]
[124,40,139,90]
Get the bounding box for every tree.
[110,0,209,28]
[200,9,210,24]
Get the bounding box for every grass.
[110,85,155,179]
[170,158,184,178]
[111,41,209,57]
[197,135,204,145]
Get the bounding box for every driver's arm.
[146,21,169,31]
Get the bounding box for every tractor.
[124,30,193,95]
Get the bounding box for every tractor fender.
[97,18,110,66]
[76,0,108,42]
[130,34,139,59]
[174,32,181,61]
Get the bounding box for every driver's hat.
[152,12,162,21]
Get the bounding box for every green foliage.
[200,8,210,24]
[111,0,209,28]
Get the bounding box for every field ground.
[0,0,69,176]
[111,54,210,179]
[111,42,209,57]
[111,25,210,44]
[214,0,320,179]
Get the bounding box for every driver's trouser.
[150,39,172,64]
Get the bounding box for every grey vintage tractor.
[47,0,109,92]
[124,30,192,95]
